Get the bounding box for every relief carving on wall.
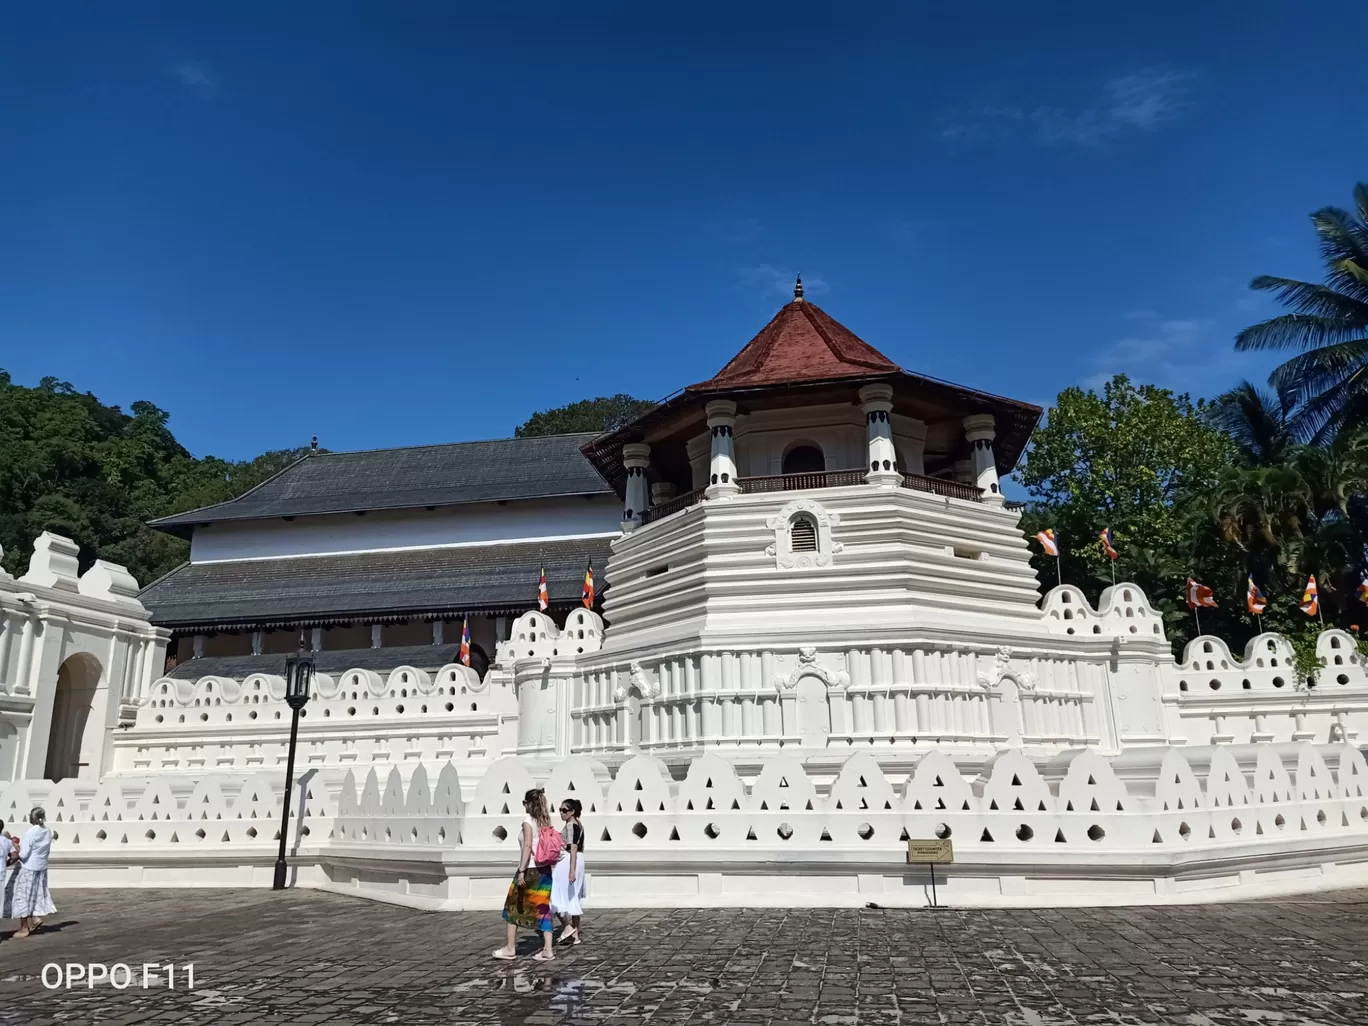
[764,499,843,570]
[614,661,661,702]
[773,647,851,691]
[976,646,1038,691]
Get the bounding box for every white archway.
[44,652,103,782]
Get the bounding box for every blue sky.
[4,2,1367,461]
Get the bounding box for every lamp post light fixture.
[272,641,314,891]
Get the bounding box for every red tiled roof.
[691,295,898,390]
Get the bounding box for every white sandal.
[491,948,516,960]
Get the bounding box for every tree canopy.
[0,370,311,585]
[515,394,655,438]
[1234,182,1368,443]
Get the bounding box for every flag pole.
[1256,614,1263,634]
[1110,562,1116,587]
[1056,554,1062,588]
[1194,604,1202,636]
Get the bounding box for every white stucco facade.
[187,494,620,563]
[4,493,1368,908]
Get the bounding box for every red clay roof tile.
[691,296,898,390]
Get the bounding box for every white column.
[432,620,444,645]
[963,413,1003,505]
[650,482,677,506]
[0,613,13,694]
[953,459,974,486]
[622,442,651,530]
[251,630,263,656]
[192,634,205,659]
[859,384,901,486]
[495,616,507,641]
[704,400,740,498]
[370,624,383,649]
[310,627,322,652]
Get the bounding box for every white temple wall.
[115,660,515,786]
[187,494,620,563]
[0,533,169,786]
[729,404,867,476]
[15,743,1368,906]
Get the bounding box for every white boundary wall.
[10,742,1368,907]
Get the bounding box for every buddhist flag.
[537,566,549,612]
[1035,529,1059,557]
[1246,577,1267,615]
[1358,576,1368,605]
[1186,578,1217,609]
[582,561,595,608]
[459,618,471,666]
[1099,528,1118,560]
[1300,575,1319,617]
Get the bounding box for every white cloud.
[940,69,1193,148]
[172,60,217,96]
[1083,313,1239,393]
[735,264,828,299]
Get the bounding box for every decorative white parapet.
[10,742,1366,906]
[118,659,509,783]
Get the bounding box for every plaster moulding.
[773,647,851,691]
[765,498,843,569]
[977,646,1038,691]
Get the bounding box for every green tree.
[0,369,316,585]
[1234,182,1368,443]
[1015,375,1237,645]
[515,395,655,437]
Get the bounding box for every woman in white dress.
[10,807,55,937]
[551,798,586,945]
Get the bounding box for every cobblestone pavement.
[0,888,1365,1025]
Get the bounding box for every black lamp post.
[272,642,314,890]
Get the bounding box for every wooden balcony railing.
[640,487,706,524]
[638,469,984,525]
[737,469,867,494]
[899,472,983,502]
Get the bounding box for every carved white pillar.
[370,624,383,649]
[192,634,205,659]
[432,620,444,645]
[0,614,13,695]
[650,481,676,506]
[251,630,263,656]
[310,627,322,652]
[705,400,740,498]
[953,459,974,486]
[859,383,901,487]
[963,413,1003,505]
[622,442,651,530]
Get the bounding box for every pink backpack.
[534,824,564,865]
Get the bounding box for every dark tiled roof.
[165,644,473,681]
[139,536,613,629]
[150,433,612,532]
[691,297,897,390]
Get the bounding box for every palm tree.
[1235,183,1368,443]
[1208,381,1294,465]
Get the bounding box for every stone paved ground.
[0,889,1365,1025]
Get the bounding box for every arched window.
[782,444,825,475]
[790,514,818,552]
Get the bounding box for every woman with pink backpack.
[492,788,563,962]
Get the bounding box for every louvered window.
[790,514,818,552]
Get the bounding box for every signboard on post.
[906,838,954,864]
[906,838,953,908]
